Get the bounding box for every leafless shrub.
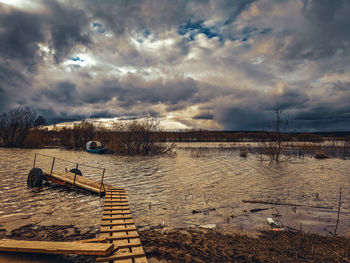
[259,104,288,163]
[0,107,36,147]
[108,117,175,155]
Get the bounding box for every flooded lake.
[0,144,349,236]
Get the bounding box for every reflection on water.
[0,145,349,236]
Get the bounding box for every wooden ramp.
[44,171,106,195]
[0,239,114,256]
[97,187,148,263]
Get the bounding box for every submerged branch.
[242,200,333,210]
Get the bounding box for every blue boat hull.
[86,148,108,154]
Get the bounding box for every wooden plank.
[100,225,137,233]
[104,202,129,205]
[104,200,129,205]
[102,215,133,220]
[0,239,114,256]
[45,172,104,194]
[98,238,142,249]
[103,211,132,216]
[55,172,102,189]
[104,204,130,208]
[105,197,128,201]
[103,207,130,211]
[99,234,140,241]
[105,197,128,200]
[96,251,146,262]
[132,247,148,263]
[102,222,134,227]
[101,219,134,225]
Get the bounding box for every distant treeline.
[24,129,350,147]
[1,107,350,155]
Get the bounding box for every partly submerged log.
[242,200,333,210]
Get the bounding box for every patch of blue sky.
[135,29,151,43]
[92,22,106,34]
[143,29,150,37]
[178,21,222,41]
[260,28,272,35]
[71,56,84,62]
[238,26,270,42]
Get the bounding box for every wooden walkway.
[44,171,106,195]
[97,187,147,263]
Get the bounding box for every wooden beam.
[0,239,114,256]
[96,251,146,262]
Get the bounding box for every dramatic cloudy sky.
[0,0,349,131]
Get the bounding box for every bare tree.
[0,107,36,147]
[260,103,288,163]
[110,117,175,155]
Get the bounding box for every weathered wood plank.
[104,205,130,208]
[96,251,146,262]
[99,232,140,240]
[105,198,128,201]
[104,200,129,206]
[101,221,134,226]
[44,171,104,194]
[100,225,137,233]
[132,247,148,263]
[102,215,133,220]
[0,239,114,256]
[103,211,132,216]
[103,202,129,206]
[99,234,140,241]
[103,207,130,211]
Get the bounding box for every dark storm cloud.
[45,1,91,63]
[84,77,198,107]
[193,112,213,120]
[217,107,270,131]
[0,7,45,70]
[293,104,350,131]
[42,81,78,103]
[35,108,85,124]
[0,1,91,114]
[282,0,350,60]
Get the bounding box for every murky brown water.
[0,145,349,237]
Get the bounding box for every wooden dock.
[30,153,108,195]
[15,154,148,262]
[97,187,147,262]
[44,171,106,195]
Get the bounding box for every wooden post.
[50,157,55,176]
[73,163,79,186]
[33,153,37,168]
[99,169,105,195]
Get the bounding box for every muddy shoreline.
[1,224,350,262]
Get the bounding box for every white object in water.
[267,217,280,228]
[199,224,216,229]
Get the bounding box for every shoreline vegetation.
[1,121,350,159]
[1,107,350,159]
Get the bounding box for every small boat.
[86,141,107,154]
